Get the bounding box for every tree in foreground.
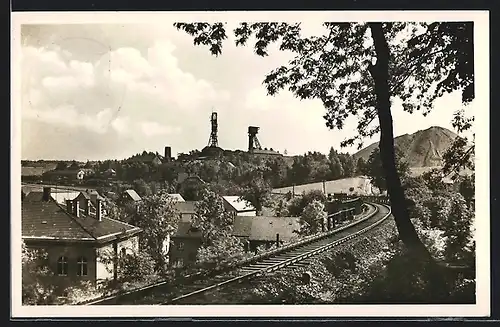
[22,242,54,305]
[130,190,181,275]
[238,167,273,215]
[174,22,474,269]
[298,200,328,236]
[363,146,410,193]
[193,189,246,267]
[288,189,327,217]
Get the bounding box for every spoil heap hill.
[353,126,459,168]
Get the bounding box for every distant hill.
[353,126,459,168]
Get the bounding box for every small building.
[232,216,301,252]
[22,187,142,289]
[120,189,142,203]
[222,196,256,217]
[170,222,202,267]
[103,168,116,178]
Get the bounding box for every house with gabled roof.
[222,196,256,217]
[232,216,301,252]
[120,189,142,204]
[22,187,142,288]
[170,214,301,266]
[169,221,203,267]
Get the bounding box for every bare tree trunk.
[368,23,432,258]
[368,23,452,299]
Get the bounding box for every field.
[273,176,378,196]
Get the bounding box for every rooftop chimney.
[96,199,102,221]
[164,146,172,162]
[66,199,72,213]
[42,187,51,201]
[73,199,80,218]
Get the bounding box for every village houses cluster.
[21,183,302,288]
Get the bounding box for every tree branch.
[390,48,449,94]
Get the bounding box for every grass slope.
[273,176,377,196]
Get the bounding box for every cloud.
[22,105,130,135]
[140,121,182,137]
[21,32,231,160]
[20,24,471,160]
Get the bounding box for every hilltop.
[353,126,459,168]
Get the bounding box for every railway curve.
[86,201,391,305]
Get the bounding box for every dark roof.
[22,198,141,243]
[173,221,202,239]
[23,191,45,202]
[173,216,300,242]
[233,216,300,242]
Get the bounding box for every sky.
[19,22,475,161]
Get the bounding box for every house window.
[178,241,184,251]
[57,256,68,276]
[76,256,88,276]
[120,248,127,257]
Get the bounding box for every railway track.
[89,201,390,305]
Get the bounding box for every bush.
[288,190,327,217]
[117,250,156,283]
[298,200,327,235]
[22,244,56,305]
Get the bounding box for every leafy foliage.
[273,198,290,217]
[442,135,474,177]
[441,195,474,263]
[196,234,246,268]
[288,189,327,217]
[192,189,233,244]
[22,242,55,305]
[298,200,328,235]
[107,249,156,284]
[193,189,246,266]
[239,167,272,214]
[421,168,449,192]
[174,21,474,261]
[362,146,410,192]
[175,22,473,148]
[130,190,180,275]
[403,174,475,266]
[458,174,475,207]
